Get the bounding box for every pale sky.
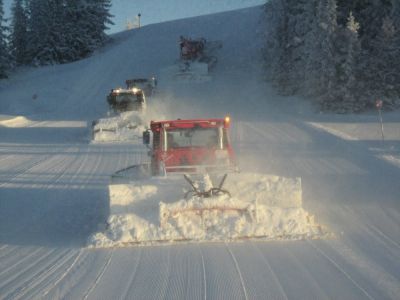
[3,0,265,34]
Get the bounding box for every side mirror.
[143,130,150,145]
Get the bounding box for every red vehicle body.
[179,37,205,60]
[146,118,235,175]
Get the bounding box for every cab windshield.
[166,127,219,148]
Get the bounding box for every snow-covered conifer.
[367,17,399,109]
[0,0,11,78]
[392,0,400,29]
[305,0,337,102]
[286,0,316,95]
[26,0,113,65]
[83,0,113,51]
[10,0,28,65]
[390,0,400,95]
[328,12,362,112]
[27,0,59,65]
[263,0,289,89]
[262,0,399,112]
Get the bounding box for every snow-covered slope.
[1,6,400,299]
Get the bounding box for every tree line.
[264,0,400,112]
[0,0,113,79]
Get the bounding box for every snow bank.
[88,173,328,248]
[0,115,32,127]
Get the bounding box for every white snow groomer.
[91,87,146,142]
[107,87,146,113]
[174,36,222,81]
[88,117,327,248]
[125,77,157,97]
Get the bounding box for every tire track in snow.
[331,206,400,282]
[314,238,400,300]
[0,247,44,279]
[0,143,74,188]
[366,223,400,251]
[36,250,97,300]
[0,153,59,188]
[255,243,329,299]
[201,244,249,300]
[225,243,249,300]
[0,249,56,284]
[0,146,82,241]
[11,249,80,300]
[0,245,21,259]
[0,143,80,190]
[148,246,171,299]
[0,248,67,298]
[0,144,99,298]
[162,245,205,300]
[306,240,375,300]
[41,249,84,298]
[199,246,207,300]
[82,249,115,300]
[23,144,91,211]
[250,243,288,300]
[0,153,19,165]
[118,248,143,300]
[118,246,172,299]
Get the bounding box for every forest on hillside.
[0,0,113,78]
[264,0,400,112]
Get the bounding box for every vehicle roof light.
[164,123,170,128]
[224,116,230,124]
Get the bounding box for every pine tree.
[305,0,337,104]
[264,0,289,89]
[0,0,11,78]
[287,0,317,95]
[262,0,398,112]
[26,0,113,65]
[329,12,362,112]
[393,0,400,29]
[10,0,28,65]
[81,0,113,53]
[391,0,400,95]
[27,0,58,65]
[367,17,399,109]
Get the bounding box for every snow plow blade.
[88,173,328,248]
[110,163,152,183]
[91,111,146,142]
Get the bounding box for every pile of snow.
[0,115,33,127]
[89,173,328,247]
[92,111,146,142]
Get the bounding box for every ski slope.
[1,6,400,299]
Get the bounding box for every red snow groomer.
[175,36,222,81]
[143,117,236,198]
[180,36,206,60]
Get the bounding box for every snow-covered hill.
[1,6,400,299]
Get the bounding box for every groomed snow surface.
[1,5,400,300]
